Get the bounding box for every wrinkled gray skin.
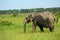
[23,11,57,33]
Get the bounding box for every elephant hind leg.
[49,25,54,32]
[39,24,44,32]
[40,27,44,32]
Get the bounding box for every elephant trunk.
[24,22,26,33]
[23,19,27,33]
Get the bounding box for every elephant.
[23,11,58,33]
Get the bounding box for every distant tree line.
[0,7,60,14]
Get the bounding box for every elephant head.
[23,12,37,33]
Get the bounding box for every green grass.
[0,14,60,40]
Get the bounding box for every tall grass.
[0,14,60,40]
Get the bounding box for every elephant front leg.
[32,23,36,33]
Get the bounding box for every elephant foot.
[49,28,54,32]
[41,30,44,32]
[40,28,44,32]
[50,30,54,32]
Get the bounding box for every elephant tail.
[56,17,58,23]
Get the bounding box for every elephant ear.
[28,12,38,22]
[29,14,34,22]
[30,12,38,21]
[29,14,34,21]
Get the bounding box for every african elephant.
[23,11,57,33]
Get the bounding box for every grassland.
[0,14,60,40]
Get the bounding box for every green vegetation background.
[0,7,60,40]
[0,13,60,40]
